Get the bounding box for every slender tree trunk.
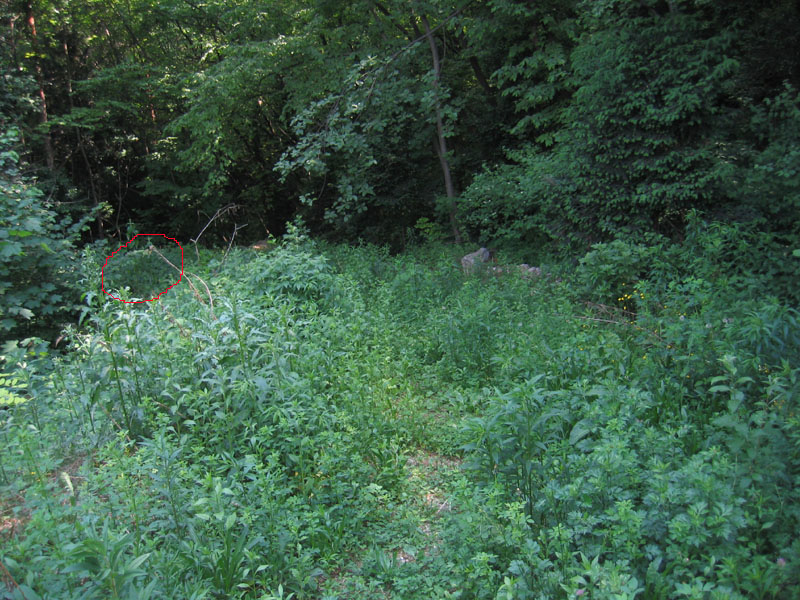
[421,14,461,243]
[146,72,157,125]
[9,16,26,146]
[452,29,495,105]
[62,37,103,237]
[468,56,495,105]
[144,72,156,155]
[26,3,55,171]
[9,16,20,71]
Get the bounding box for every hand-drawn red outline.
[101,234,184,304]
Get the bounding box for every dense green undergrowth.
[1,231,799,599]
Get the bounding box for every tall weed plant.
[1,239,798,599]
[0,241,412,598]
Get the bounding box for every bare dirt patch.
[0,492,28,541]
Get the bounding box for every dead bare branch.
[190,203,241,261]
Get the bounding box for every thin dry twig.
[565,314,630,326]
[147,244,216,320]
[159,303,190,338]
[151,398,187,420]
[219,222,248,271]
[183,272,216,320]
[190,203,240,260]
[146,243,182,276]
[435,499,451,515]
[584,301,637,318]
[0,557,25,599]
[553,302,664,343]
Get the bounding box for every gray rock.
[461,247,492,273]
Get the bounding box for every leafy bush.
[461,366,799,599]
[0,128,86,343]
[246,242,341,310]
[729,83,800,237]
[101,235,184,301]
[575,239,652,308]
[678,215,800,305]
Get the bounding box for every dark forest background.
[1,0,799,337]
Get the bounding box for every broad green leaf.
[569,419,592,445]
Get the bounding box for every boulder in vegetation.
[519,264,542,278]
[461,247,493,274]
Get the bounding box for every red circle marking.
[101,234,184,303]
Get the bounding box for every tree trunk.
[421,14,462,243]
[8,15,20,72]
[26,3,55,171]
[62,37,104,237]
[468,56,495,105]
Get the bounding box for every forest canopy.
[2,0,798,244]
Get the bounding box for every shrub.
[246,243,340,309]
[575,239,652,309]
[0,128,87,343]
